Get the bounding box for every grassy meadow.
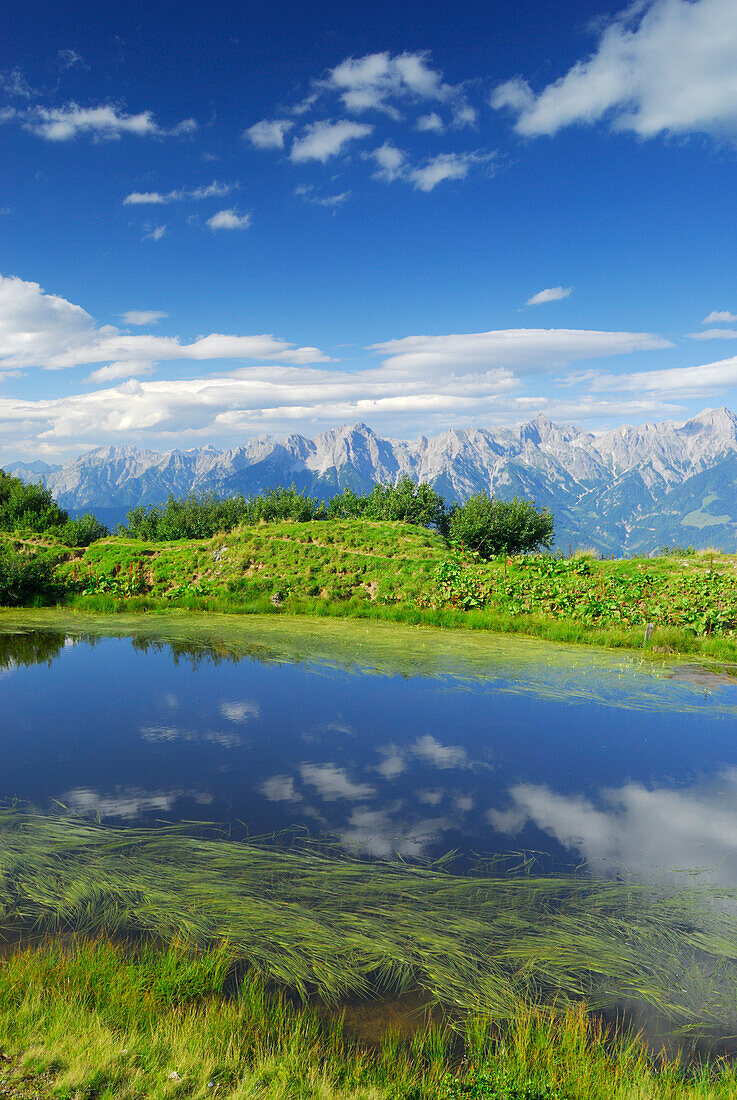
[4,519,737,663]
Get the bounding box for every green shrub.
[58,512,109,547]
[448,495,554,559]
[0,469,68,533]
[0,545,57,605]
[124,487,325,540]
[327,476,448,531]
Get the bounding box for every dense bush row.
[123,476,554,556]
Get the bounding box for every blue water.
[3,623,737,879]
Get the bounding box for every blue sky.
[2,0,737,461]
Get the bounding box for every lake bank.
[3,938,737,1100]
[5,519,737,666]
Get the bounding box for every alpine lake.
[5,609,737,1045]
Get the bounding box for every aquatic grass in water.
[3,813,737,1040]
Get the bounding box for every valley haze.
[10,406,737,556]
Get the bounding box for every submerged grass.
[4,938,737,1099]
[4,812,737,1043]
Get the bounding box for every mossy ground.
[5,520,737,665]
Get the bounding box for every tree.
[0,469,68,533]
[447,493,554,558]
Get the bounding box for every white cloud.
[416,112,445,133]
[300,763,376,801]
[375,746,406,778]
[58,49,84,70]
[246,118,294,148]
[260,775,300,802]
[687,328,737,340]
[366,142,406,182]
[0,275,328,371]
[144,225,166,241]
[4,102,196,141]
[591,350,737,394]
[703,310,737,324]
[324,51,456,114]
[370,328,671,374]
[527,286,573,306]
[290,119,374,162]
[121,311,168,326]
[124,181,232,205]
[453,103,478,127]
[409,152,489,191]
[491,0,737,141]
[87,360,155,383]
[206,208,251,230]
[0,275,680,450]
[295,185,351,207]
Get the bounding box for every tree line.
[123,477,554,558]
[0,467,554,560]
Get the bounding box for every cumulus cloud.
[0,274,680,450]
[3,102,196,141]
[290,119,374,162]
[366,142,406,181]
[0,275,328,372]
[144,225,166,241]
[123,181,232,205]
[260,775,300,802]
[245,118,294,148]
[409,151,490,191]
[703,310,737,324]
[220,700,260,722]
[324,50,457,114]
[412,735,469,769]
[416,112,445,133]
[491,0,737,141]
[121,311,168,326]
[206,208,251,230]
[527,286,573,306]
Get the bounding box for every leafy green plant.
[0,469,68,534]
[448,495,554,559]
[57,512,109,547]
[327,476,448,531]
[0,545,57,605]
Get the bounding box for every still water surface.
[3,614,737,882]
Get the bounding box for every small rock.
[168,1070,182,1081]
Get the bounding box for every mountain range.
[8,407,737,555]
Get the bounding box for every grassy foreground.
[3,939,737,1100]
[6,519,737,663]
